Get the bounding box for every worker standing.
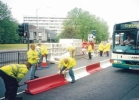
[58,57,76,83]
[98,41,105,57]
[0,62,31,100]
[37,43,48,63]
[87,42,93,60]
[27,44,39,80]
[104,41,111,57]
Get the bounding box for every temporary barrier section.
[25,59,111,95]
[25,74,68,94]
[100,59,111,68]
[86,62,102,74]
[65,66,90,81]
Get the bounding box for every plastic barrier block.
[86,62,102,74]
[100,59,111,68]
[25,74,68,95]
[65,66,90,81]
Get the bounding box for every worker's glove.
[57,71,60,74]
[62,71,66,74]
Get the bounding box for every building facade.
[23,16,67,35]
[27,25,56,43]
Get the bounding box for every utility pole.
[36,8,40,43]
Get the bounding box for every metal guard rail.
[0,50,28,67]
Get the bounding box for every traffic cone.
[41,55,49,68]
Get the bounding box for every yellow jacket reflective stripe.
[40,45,48,55]
[58,57,76,69]
[104,43,111,51]
[27,49,38,64]
[0,64,28,82]
[87,45,93,52]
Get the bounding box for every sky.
[1,0,139,34]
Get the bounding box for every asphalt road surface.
[0,56,139,100]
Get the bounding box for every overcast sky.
[1,0,139,34]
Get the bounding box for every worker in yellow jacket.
[27,44,39,80]
[37,44,48,63]
[67,44,76,58]
[98,41,105,57]
[87,42,93,60]
[104,41,111,57]
[58,57,76,83]
[0,62,31,100]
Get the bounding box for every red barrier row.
[86,62,102,74]
[25,74,68,94]
[25,60,108,95]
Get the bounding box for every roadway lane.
[19,65,139,100]
[0,56,109,98]
[1,55,139,100]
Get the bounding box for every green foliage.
[61,7,109,42]
[61,26,77,38]
[0,0,19,44]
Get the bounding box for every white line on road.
[0,91,25,100]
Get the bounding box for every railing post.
[18,52,19,64]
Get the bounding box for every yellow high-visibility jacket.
[40,45,48,55]
[0,64,28,82]
[105,43,111,51]
[87,44,93,53]
[58,57,76,69]
[98,42,105,51]
[27,49,39,64]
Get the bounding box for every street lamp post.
[49,33,51,43]
[36,8,40,43]
[36,8,40,29]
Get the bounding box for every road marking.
[0,91,25,100]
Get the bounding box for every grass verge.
[0,44,28,50]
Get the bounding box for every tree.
[60,7,109,42]
[0,1,19,44]
[61,26,77,38]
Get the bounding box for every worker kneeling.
[58,57,76,83]
[0,62,32,100]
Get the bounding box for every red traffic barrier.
[86,62,102,74]
[25,74,68,94]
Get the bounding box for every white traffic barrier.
[64,59,111,81]
[65,66,89,81]
[100,59,111,68]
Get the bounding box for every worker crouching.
[58,57,76,83]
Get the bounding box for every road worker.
[67,44,76,58]
[27,44,39,80]
[87,42,93,60]
[58,57,76,83]
[37,43,48,63]
[0,62,31,100]
[104,41,111,57]
[98,41,105,57]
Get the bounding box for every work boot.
[70,80,75,83]
[34,76,39,78]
